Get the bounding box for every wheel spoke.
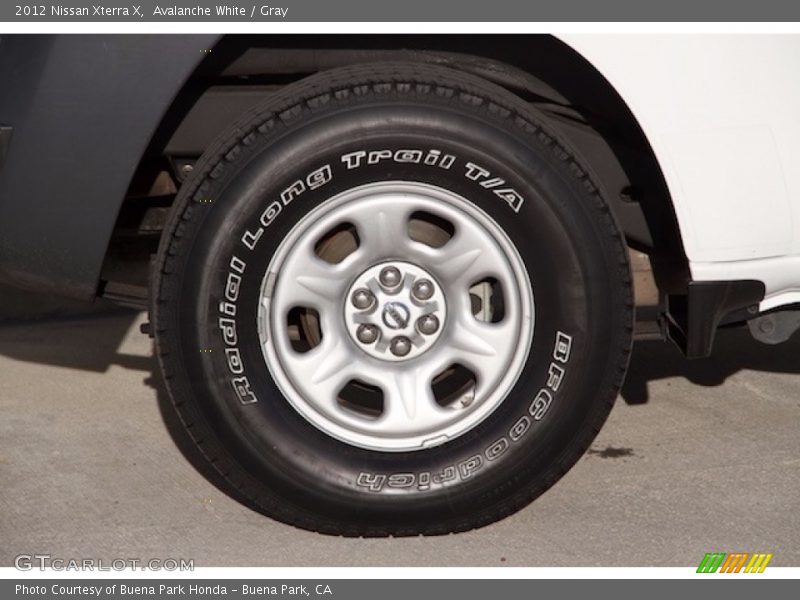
[447,311,519,393]
[432,226,507,288]
[270,245,347,313]
[350,202,414,258]
[378,366,442,430]
[286,336,355,409]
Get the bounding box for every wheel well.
[103,34,688,315]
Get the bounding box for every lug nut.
[351,288,374,310]
[379,266,402,289]
[356,324,380,345]
[389,336,412,357]
[416,314,439,336]
[412,279,434,301]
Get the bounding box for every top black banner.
[3,0,800,22]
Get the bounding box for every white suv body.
[565,34,800,311]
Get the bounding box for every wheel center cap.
[344,261,447,362]
[382,302,410,330]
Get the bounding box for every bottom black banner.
[3,579,793,600]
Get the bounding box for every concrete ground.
[0,307,798,567]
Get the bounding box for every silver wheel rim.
[258,181,534,451]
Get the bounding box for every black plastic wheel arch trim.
[666,280,765,359]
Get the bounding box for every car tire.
[151,62,633,536]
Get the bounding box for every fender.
[561,35,800,311]
[0,34,219,298]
